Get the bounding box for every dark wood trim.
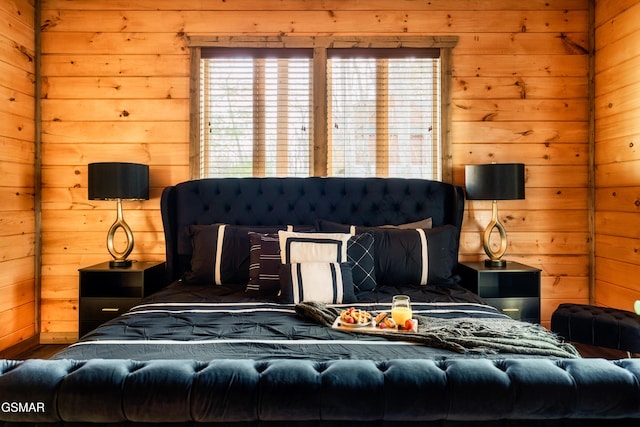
[440,45,454,184]
[315,46,328,176]
[188,46,202,180]
[587,0,596,304]
[187,35,459,49]
[34,0,42,337]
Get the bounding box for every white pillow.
[279,262,356,304]
[278,231,352,264]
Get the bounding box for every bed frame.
[1,177,639,426]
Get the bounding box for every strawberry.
[405,319,413,330]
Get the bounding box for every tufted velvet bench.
[2,358,640,425]
[551,303,640,357]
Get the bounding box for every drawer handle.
[502,308,520,313]
[101,308,120,312]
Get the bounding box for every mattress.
[54,281,576,361]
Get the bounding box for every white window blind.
[200,50,312,177]
[329,50,440,178]
[199,46,441,179]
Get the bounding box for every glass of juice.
[391,295,412,326]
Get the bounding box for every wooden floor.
[6,342,636,360]
[12,344,67,360]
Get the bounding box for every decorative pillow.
[248,231,375,294]
[279,262,357,304]
[316,218,432,232]
[367,225,458,286]
[315,220,458,286]
[380,217,432,229]
[347,232,376,292]
[185,224,312,286]
[278,231,352,264]
[247,232,281,294]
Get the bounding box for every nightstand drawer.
[458,261,541,323]
[79,297,140,321]
[484,297,540,322]
[78,261,166,337]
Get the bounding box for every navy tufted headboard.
[160,177,464,282]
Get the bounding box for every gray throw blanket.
[295,301,580,358]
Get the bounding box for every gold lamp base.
[109,259,133,268]
[106,199,135,268]
[482,200,509,269]
[484,258,508,268]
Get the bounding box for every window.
[200,51,312,177]
[328,50,440,178]
[189,37,457,181]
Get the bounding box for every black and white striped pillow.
[279,262,356,304]
[247,232,282,294]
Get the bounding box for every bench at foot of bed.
[2,358,640,425]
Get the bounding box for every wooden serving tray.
[331,317,418,333]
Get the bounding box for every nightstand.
[458,261,541,323]
[78,261,166,337]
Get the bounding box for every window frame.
[188,36,458,182]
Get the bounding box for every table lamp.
[465,163,525,268]
[88,162,149,268]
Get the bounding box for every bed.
[1,177,640,426]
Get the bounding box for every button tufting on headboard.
[161,177,464,282]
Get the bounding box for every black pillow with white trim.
[185,224,313,287]
[317,220,458,286]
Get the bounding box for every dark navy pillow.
[185,224,313,287]
[367,226,445,286]
[317,220,457,286]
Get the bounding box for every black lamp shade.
[465,163,525,200]
[88,162,149,200]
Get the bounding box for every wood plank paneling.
[40,0,589,12]
[595,234,640,266]
[39,0,591,340]
[0,0,35,352]
[43,77,189,99]
[454,143,588,165]
[42,121,189,143]
[594,0,640,311]
[453,77,588,101]
[454,33,588,55]
[39,10,588,34]
[40,54,190,77]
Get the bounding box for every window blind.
[199,46,441,179]
[328,50,440,179]
[200,52,312,177]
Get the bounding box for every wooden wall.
[0,0,36,352]
[593,0,640,311]
[38,0,591,342]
